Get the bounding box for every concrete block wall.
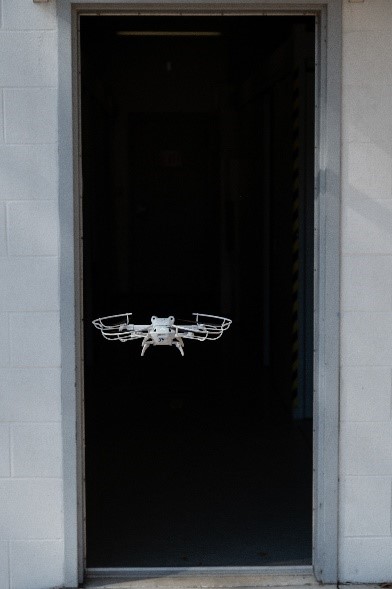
[0,1,64,589]
[340,0,392,582]
[1,0,392,586]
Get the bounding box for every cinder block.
[0,258,59,312]
[0,368,60,422]
[7,201,59,256]
[0,314,10,367]
[0,479,63,540]
[10,312,60,367]
[345,143,392,200]
[0,32,57,87]
[2,0,57,30]
[0,145,58,200]
[339,537,392,582]
[0,542,10,589]
[341,366,392,421]
[343,31,392,86]
[340,475,392,536]
[343,0,392,33]
[342,311,392,365]
[11,423,62,478]
[0,424,11,477]
[341,255,392,311]
[0,203,7,256]
[342,84,392,145]
[4,88,57,144]
[340,422,392,476]
[10,540,63,589]
[342,197,392,254]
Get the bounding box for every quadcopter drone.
[92,312,232,356]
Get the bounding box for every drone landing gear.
[141,334,185,356]
[174,338,184,356]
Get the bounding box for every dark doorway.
[80,14,315,568]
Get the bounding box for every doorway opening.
[80,14,315,569]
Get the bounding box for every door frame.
[58,1,341,586]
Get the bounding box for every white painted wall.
[340,0,392,582]
[0,1,64,589]
[1,0,392,587]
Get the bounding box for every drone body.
[92,313,232,356]
[123,315,184,356]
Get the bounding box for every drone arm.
[177,313,232,341]
[175,324,209,341]
[92,313,151,342]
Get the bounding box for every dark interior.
[81,15,315,568]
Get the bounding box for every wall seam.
[4,197,8,257]
[1,86,58,89]
[8,424,12,477]
[0,88,5,147]
[6,312,10,366]
[0,28,57,32]
[342,535,392,540]
[7,540,11,589]
[4,143,58,146]
[390,477,392,537]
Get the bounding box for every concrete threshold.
[82,568,322,589]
